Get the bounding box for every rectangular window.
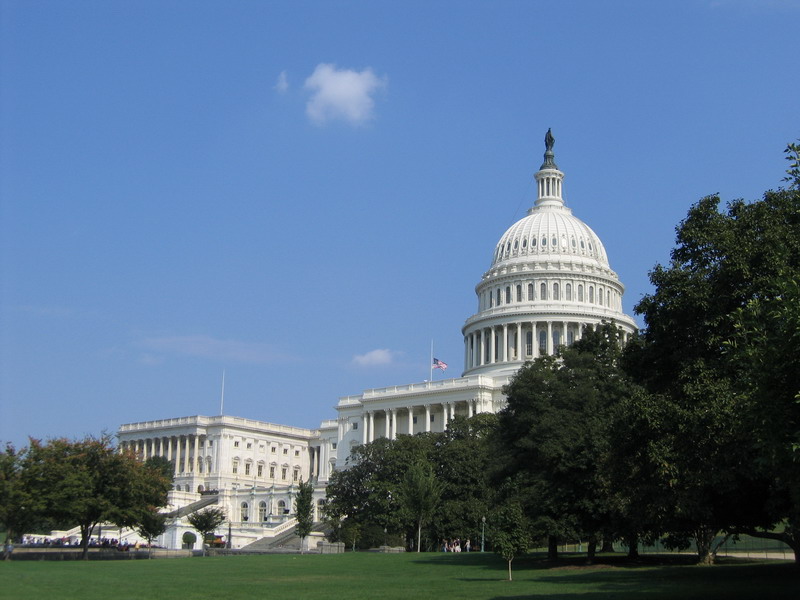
[332,443,337,450]
[271,447,276,453]
[352,422,358,430]
[281,467,287,480]
[413,416,418,424]
[293,470,299,482]
[234,441,240,447]
[232,462,239,474]
[430,414,435,423]
[283,448,288,455]
[257,464,263,477]
[245,463,251,476]
[294,450,300,457]
[247,442,252,449]
[269,466,275,478]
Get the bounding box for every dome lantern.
[533,128,565,208]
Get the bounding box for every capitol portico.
[114,131,637,551]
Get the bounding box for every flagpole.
[220,370,226,416]
[430,340,434,381]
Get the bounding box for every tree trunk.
[600,536,615,553]
[694,526,716,565]
[508,558,513,581]
[626,532,639,560]
[80,524,92,560]
[548,536,559,560]
[587,538,597,564]
[417,520,422,553]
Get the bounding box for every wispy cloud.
[351,348,399,367]
[275,70,289,93]
[138,335,287,365]
[304,63,386,125]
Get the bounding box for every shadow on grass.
[414,552,800,600]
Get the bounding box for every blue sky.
[1,0,798,449]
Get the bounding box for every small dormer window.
[542,237,547,246]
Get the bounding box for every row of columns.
[359,398,485,444]
[464,320,591,370]
[120,433,209,476]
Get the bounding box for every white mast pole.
[430,340,434,381]
[220,370,226,416]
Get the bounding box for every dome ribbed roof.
[492,204,608,267]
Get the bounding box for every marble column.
[424,405,431,433]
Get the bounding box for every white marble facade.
[117,133,637,549]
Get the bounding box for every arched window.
[567,329,574,344]
[578,285,584,302]
[539,330,547,352]
[540,283,547,300]
[589,286,595,303]
[316,499,326,521]
[278,500,288,515]
[496,289,501,306]
[598,288,604,305]
[240,502,249,522]
[197,485,204,493]
[553,283,560,300]
[566,283,572,301]
[553,329,562,347]
[259,501,268,522]
[206,457,212,473]
[528,283,534,301]
[489,291,494,308]
[516,285,522,302]
[505,286,511,304]
[526,331,533,356]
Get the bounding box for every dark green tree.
[399,460,443,552]
[135,508,167,558]
[295,479,314,553]
[20,435,171,559]
[494,323,633,562]
[627,159,800,562]
[1,444,40,559]
[187,507,226,556]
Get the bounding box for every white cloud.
[275,70,289,93]
[304,63,386,125]
[139,335,286,364]
[351,348,397,367]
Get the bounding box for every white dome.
[492,203,608,269]
[460,129,637,378]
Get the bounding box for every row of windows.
[483,282,615,310]
[495,234,595,262]
[232,439,301,457]
[232,460,301,481]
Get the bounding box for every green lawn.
[1,552,798,600]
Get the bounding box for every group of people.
[17,535,152,551]
[442,538,471,552]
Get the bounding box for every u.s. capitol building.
[116,131,637,550]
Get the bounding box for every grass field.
[1,552,798,600]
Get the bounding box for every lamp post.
[481,516,486,553]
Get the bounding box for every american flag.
[433,358,448,371]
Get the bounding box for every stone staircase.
[241,520,328,552]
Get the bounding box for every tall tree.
[399,460,443,552]
[187,507,226,556]
[494,323,633,562]
[627,159,800,562]
[295,479,314,553]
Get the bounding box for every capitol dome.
[461,130,637,377]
